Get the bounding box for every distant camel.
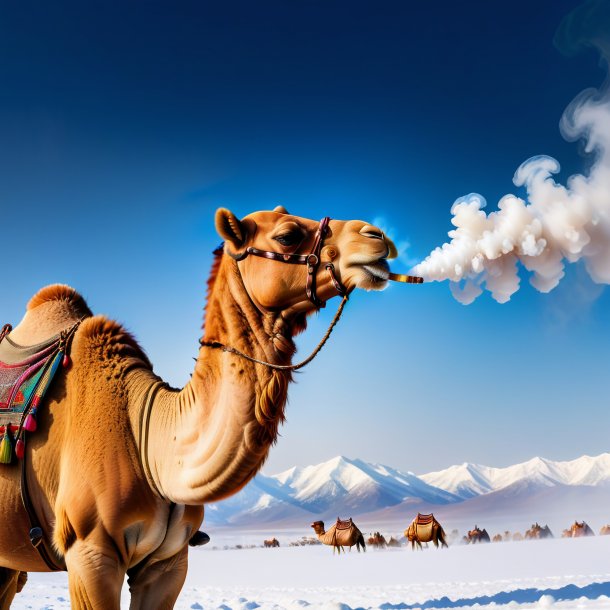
[467,526,490,544]
[512,532,524,541]
[263,538,280,548]
[311,518,366,554]
[561,529,572,538]
[492,534,503,542]
[387,536,402,548]
[367,532,387,548]
[568,521,594,537]
[503,531,512,542]
[600,525,610,536]
[404,513,448,550]
[524,523,554,540]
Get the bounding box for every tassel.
[0,426,14,464]
[15,437,24,459]
[62,353,71,369]
[23,408,37,433]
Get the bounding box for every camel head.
[215,206,398,316]
[310,520,325,534]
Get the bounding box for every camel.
[404,513,448,550]
[367,531,387,548]
[524,523,553,540]
[466,526,490,543]
[386,536,402,548]
[600,525,610,536]
[512,532,524,541]
[0,206,401,608]
[567,521,595,537]
[311,518,366,554]
[263,538,280,548]
[492,534,503,543]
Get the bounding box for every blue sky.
[1,0,609,474]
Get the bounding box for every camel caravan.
[278,517,609,551]
[0,207,422,608]
[301,514,607,552]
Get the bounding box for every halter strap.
[226,216,347,309]
[200,294,348,371]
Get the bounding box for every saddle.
[413,513,435,539]
[414,513,435,525]
[0,321,80,463]
[335,517,353,530]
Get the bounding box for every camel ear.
[273,205,288,214]
[215,208,245,248]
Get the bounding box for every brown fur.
[27,284,92,317]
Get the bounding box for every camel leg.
[127,546,188,610]
[64,541,125,610]
[0,568,27,610]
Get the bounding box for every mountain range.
[205,453,610,531]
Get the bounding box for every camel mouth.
[359,260,390,288]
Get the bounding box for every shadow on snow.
[378,580,610,609]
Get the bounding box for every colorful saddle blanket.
[0,322,80,463]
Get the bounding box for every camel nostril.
[360,225,384,240]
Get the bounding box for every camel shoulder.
[74,316,152,371]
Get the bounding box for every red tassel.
[32,395,40,408]
[23,409,37,433]
[15,438,24,459]
[62,353,71,369]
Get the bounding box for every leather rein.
[200,216,349,371]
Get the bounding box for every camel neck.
[132,255,294,504]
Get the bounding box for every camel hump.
[27,284,93,317]
[74,316,152,370]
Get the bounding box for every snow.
[11,529,610,609]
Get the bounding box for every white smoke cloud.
[412,1,610,305]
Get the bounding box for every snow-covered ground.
[12,531,610,609]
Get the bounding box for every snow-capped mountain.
[420,453,610,499]
[205,452,610,527]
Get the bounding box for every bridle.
[200,216,349,371]
[225,216,347,309]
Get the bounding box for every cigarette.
[388,273,424,284]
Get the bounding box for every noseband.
[200,216,349,371]
[226,216,347,309]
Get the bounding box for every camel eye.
[273,231,302,247]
